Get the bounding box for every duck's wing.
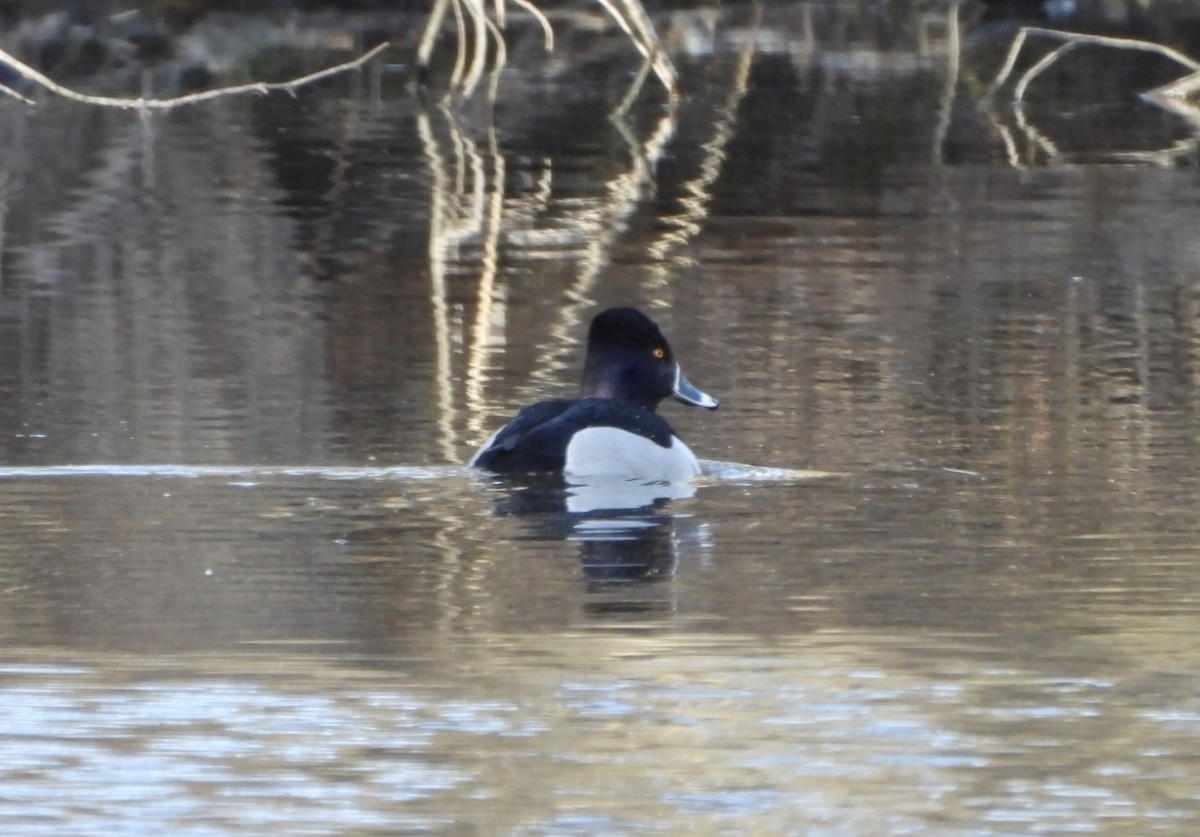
[469,399,576,472]
[469,398,678,474]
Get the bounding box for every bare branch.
[509,0,555,52]
[1149,69,1200,100]
[989,26,1200,103]
[986,26,1200,165]
[1011,41,1079,104]
[594,0,678,99]
[0,41,389,111]
[418,0,670,110]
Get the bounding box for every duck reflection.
[486,473,703,586]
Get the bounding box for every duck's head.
[580,307,719,413]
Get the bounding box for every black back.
[471,397,679,474]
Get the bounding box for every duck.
[469,307,719,481]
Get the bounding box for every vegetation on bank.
[3,1,1200,114]
[0,0,678,112]
[0,0,1199,171]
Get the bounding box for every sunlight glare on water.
[3,626,1199,834]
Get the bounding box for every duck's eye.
[652,347,666,359]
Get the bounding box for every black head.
[580,307,719,412]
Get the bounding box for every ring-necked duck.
[469,307,718,480]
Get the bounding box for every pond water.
[3,3,1200,834]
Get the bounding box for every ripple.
[700,460,844,482]
[0,464,460,481]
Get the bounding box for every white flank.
[564,427,700,482]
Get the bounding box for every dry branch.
[0,41,389,111]
[989,26,1200,104]
[416,0,674,109]
[986,26,1200,164]
[417,0,553,99]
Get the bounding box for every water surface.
[2,3,1200,833]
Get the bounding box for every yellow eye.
[652,347,666,359]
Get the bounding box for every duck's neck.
[581,360,660,412]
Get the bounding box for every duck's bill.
[673,366,719,409]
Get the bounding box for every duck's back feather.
[470,397,678,474]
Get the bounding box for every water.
[3,3,1200,833]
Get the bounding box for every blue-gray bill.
[673,366,719,409]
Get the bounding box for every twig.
[594,0,679,101]
[1011,41,1077,106]
[509,0,554,53]
[417,0,451,75]
[987,26,1200,165]
[987,25,1031,97]
[1148,69,1200,100]
[612,42,658,116]
[989,26,1200,102]
[0,41,389,111]
[416,0,669,109]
